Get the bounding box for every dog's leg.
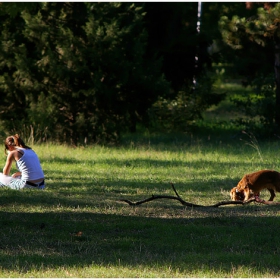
[244,186,251,201]
[268,189,275,201]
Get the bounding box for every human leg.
[0,173,26,190]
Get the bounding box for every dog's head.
[230,186,255,201]
[230,187,245,201]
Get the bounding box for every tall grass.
[1,131,280,277]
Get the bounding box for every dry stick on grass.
[120,183,279,208]
[255,196,280,205]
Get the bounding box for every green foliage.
[218,3,280,130]
[1,2,261,144]
[148,75,225,132]
[236,75,276,122]
[0,2,168,145]
[218,14,274,79]
[0,2,40,17]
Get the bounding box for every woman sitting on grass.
[0,134,45,190]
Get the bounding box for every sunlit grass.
[1,131,280,277]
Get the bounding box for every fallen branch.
[255,196,280,205]
[119,183,258,208]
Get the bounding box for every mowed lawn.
[1,132,280,277]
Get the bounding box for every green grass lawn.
[203,80,254,122]
[1,130,280,277]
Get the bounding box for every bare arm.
[3,152,14,175]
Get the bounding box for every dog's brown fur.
[230,170,280,201]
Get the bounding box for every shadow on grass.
[0,209,280,277]
[43,153,274,167]
[0,172,277,211]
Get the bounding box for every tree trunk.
[274,42,280,129]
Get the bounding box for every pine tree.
[0,2,168,144]
[219,3,280,130]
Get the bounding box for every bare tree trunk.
[274,42,280,129]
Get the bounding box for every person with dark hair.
[0,134,45,190]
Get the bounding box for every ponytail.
[4,134,31,155]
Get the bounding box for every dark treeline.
[0,2,279,145]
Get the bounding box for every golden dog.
[230,170,280,201]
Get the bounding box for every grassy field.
[1,128,280,277]
[0,79,280,277]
